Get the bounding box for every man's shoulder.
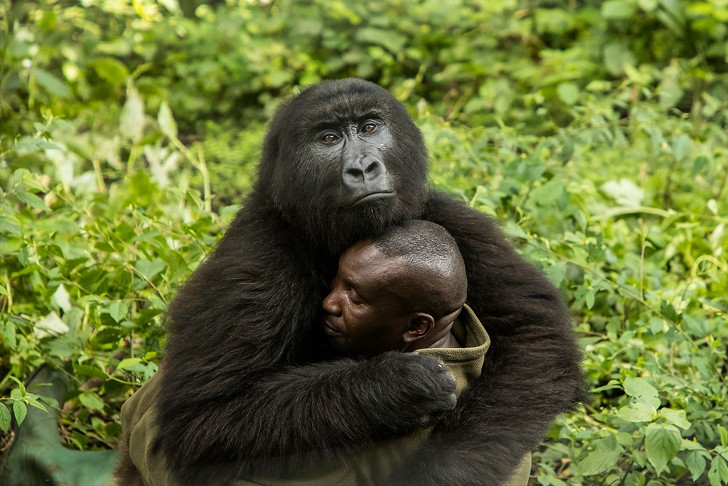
[121,371,163,423]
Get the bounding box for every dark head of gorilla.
[256,78,429,255]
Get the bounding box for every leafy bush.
[1,0,727,483]
[419,100,728,484]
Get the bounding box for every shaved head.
[371,220,467,318]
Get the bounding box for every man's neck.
[427,331,461,349]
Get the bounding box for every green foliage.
[1,0,727,483]
[0,109,234,446]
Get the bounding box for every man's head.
[322,220,467,357]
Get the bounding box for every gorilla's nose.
[343,155,384,185]
[341,154,394,206]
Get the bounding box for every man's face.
[322,240,414,357]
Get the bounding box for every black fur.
[144,79,583,485]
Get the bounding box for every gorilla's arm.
[391,190,585,485]
[155,209,456,483]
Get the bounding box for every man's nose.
[322,292,341,315]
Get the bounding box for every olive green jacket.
[119,305,530,485]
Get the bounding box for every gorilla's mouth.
[351,191,396,207]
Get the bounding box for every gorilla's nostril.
[364,161,381,175]
[346,168,364,181]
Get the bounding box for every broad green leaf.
[38,395,59,409]
[671,134,692,162]
[158,0,180,13]
[659,408,691,430]
[117,358,143,371]
[17,169,45,190]
[120,81,145,142]
[0,405,11,432]
[265,70,293,88]
[623,376,659,404]
[75,365,106,379]
[135,258,166,281]
[718,425,728,447]
[585,290,595,310]
[13,400,27,426]
[556,82,579,105]
[0,215,22,236]
[1,322,15,349]
[27,398,48,412]
[34,312,69,339]
[659,65,684,110]
[657,0,687,35]
[78,392,105,411]
[602,0,637,18]
[681,439,707,451]
[355,27,407,53]
[108,301,129,323]
[645,424,682,475]
[157,101,178,140]
[30,67,71,98]
[708,455,728,486]
[504,221,527,239]
[603,42,636,76]
[37,139,61,150]
[617,402,655,423]
[710,223,725,252]
[143,362,158,380]
[649,316,666,334]
[529,178,566,208]
[692,156,710,176]
[601,179,644,207]
[637,0,657,10]
[682,314,707,337]
[0,239,22,255]
[708,199,719,215]
[659,301,679,321]
[534,8,573,35]
[16,191,49,211]
[575,449,621,476]
[544,261,567,287]
[90,57,129,87]
[591,380,621,393]
[52,283,72,312]
[684,450,707,482]
[560,139,574,163]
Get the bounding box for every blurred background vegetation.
[1,0,727,483]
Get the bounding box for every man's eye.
[321,133,339,143]
[349,291,362,305]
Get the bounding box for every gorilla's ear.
[403,313,435,344]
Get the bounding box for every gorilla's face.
[310,115,396,208]
[259,79,429,255]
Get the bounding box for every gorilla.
[151,78,584,485]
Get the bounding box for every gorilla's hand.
[366,352,457,432]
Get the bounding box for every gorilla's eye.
[321,133,339,144]
[361,122,377,134]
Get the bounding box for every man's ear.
[402,313,435,344]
